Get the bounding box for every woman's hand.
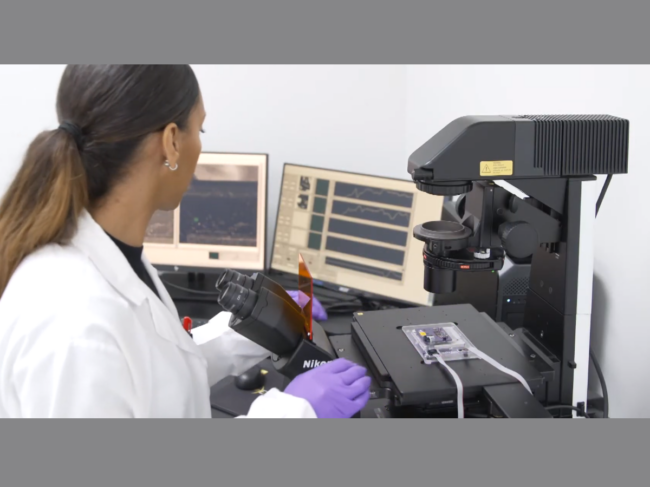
[284,358,371,418]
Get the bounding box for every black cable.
[322,305,358,313]
[324,304,364,314]
[160,279,222,296]
[316,296,360,305]
[590,349,609,418]
[324,303,362,310]
[545,405,590,417]
[323,298,363,306]
[596,174,613,216]
[315,287,406,308]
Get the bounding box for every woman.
[0,65,371,418]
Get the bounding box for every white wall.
[1,65,647,417]
[0,65,408,262]
[405,65,650,418]
[191,65,408,259]
[0,65,66,196]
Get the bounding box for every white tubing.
[467,346,532,394]
[434,353,464,418]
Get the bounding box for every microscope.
[217,115,628,418]
[215,269,337,380]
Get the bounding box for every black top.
[106,232,161,300]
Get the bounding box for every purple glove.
[284,358,371,418]
[286,290,328,321]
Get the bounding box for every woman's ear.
[161,122,180,165]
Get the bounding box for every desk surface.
[211,408,234,418]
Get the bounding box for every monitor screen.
[144,152,267,271]
[270,164,444,306]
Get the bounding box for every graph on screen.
[274,172,414,278]
[331,201,411,227]
[143,152,267,271]
[179,179,258,247]
[333,182,414,208]
[271,164,442,306]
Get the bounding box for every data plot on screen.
[325,257,403,281]
[328,218,408,246]
[143,152,267,272]
[179,165,258,247]
[334,182,414,208]
[271,164,443,307]
[331,201,411,227]
[326,236,405,266]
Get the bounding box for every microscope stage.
[347,304,545,407]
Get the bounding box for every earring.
[164,160,179,171]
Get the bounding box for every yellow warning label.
[480,160,513,177]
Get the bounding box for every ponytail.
[0,64,201,298]
[0,128,88,298]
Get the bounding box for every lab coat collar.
[71,210,203,359]
[72,210,148,306]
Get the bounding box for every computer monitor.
[144,152,268,272]
[270,163,445,306]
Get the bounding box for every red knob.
[182,316,193,333]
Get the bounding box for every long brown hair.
[0,65,200,298]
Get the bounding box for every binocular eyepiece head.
[216,270,258,319]
[216,269,254,291]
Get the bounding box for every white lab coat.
[0,210,316,418]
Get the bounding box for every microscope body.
[270,319,336,380]
[408,114,629,411]
[212,115,628,417]
[216,270,335,380]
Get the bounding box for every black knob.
[499,222,538,260]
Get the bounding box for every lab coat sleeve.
[13,325,137,418]
[237,389,318,418]
[193,311,272,387]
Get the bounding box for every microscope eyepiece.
[216,269,254,291]
[218,282,258,319]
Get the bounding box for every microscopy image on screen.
[179,165,259,247]
[145,210,174,244]
[297,194,309,210]
[300,176,311,191]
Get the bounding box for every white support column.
[572,179,597,415]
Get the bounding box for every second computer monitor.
[271,164,444,306]
[144,152,267,272]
